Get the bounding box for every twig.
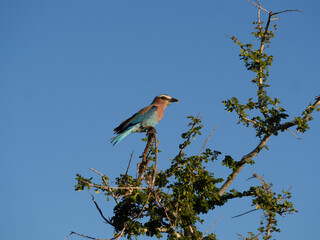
[64,231,113,240]
[125,151,134,177]
[132,192,151,225]
[273,9,303,15]
[108,186,147,190]
[232,209,258,218]
[287,128,301,140]
[88,190,113,226]
[178,114,201,157]
[225,34,249,55]
[198,126,218,160]
[237,231,262,240]
[234,107,258,126]
[90,168,119,204]
[246,0,269,14]
[200,216,222,240]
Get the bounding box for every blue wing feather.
[111,105,159,145]
[113,105,158,134]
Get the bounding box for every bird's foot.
[146,126,157,135]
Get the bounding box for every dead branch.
[232,209,258,219]
[124,151,134,177]
[247,0,269,14]
[64,231,113,240]
[200,216,222,240]
[88,190,113,226]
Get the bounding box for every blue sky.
[1,0,319,239]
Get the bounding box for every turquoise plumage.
[111,94,178,146]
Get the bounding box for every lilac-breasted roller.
[111,94,179,146]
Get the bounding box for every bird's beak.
[171,98,179,103]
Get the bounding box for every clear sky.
[1,0,319,239]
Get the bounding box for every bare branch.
[225,34,249,55]
[200,216,222,240]
[88,190,114,226]
[273,9,303,15]
[64,231,113,240]
[124,151,134,177]
[232,209,258,219]
[287,128,302,140]
[108,186,147,190]
[233,106,259,126]
[246,0,269,14]
[198,126,218,160]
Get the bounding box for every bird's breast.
[156,106,165,122]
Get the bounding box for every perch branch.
[137,127,156,182]
[151,128,159,186]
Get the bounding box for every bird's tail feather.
[111,127,135,146]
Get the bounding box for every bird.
[111,94,179,146]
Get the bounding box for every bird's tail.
[111,127,135,146]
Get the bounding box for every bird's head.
[152,94,179,106]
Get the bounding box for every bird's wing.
[114,105,158,134]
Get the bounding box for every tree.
[66,1,320,240]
